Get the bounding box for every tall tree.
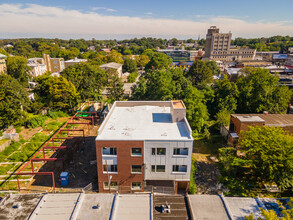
[61,63,107,101]
[0,74,29,129]
[236,67,292,113]
[35,75,79,110]
[145,52,172,71]
[107,50,123,64]
[186,60,213,87]
[122,58,137,73]
[6,56,31,86]
[107,72,124,101]
[240,126,293,191]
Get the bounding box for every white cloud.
[144,12,152,15]
[91,6,116,12]
[0,4,292,39]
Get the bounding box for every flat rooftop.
[188,195,229,220]
[232,114,293,126]
[97,102,192,141]
[224,197,261,220]
[0,194,43,220]
[113,194,151,220]
[76,194,114,220]
[29,193,81,220]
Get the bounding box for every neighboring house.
[96,100,193,193]
[100,62,123,77]
[64,57,87,68]
[28,58,47,77]
[227,114,293,147]
[0,53,7,74]
[43,54,65,72]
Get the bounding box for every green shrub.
[8,152,28,162]
[0,141,20,157]
[25,115,47,128]
[15,127,22,133]
[127,72,139,83]
[189,158,197,194]
[47,110,68,119]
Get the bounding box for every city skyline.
[0,1,293,39]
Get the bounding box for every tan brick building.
[204,26,256,62]
[96,101,193,193]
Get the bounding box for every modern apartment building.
[96,100,193,193]
[43,54,65,72]
[0,53,7,74]
[204,26,256,62]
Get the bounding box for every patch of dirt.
[194,161,221,195]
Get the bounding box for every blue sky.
[0,1,292,39]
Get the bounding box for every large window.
[151,165,165,172]
[173,148,188,156]
[131,182,142,190]
[103,165,117,173]
[172,165,187,173]
[104,182,118,190]
[131,165,142,173]
[131,148,142,156]
[102,147,117,156]
[152,148,166,155]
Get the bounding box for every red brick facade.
[96,140,144,193]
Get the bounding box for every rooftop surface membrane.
[113,194,151,220]
[188,195,229,220]
[96,105,192,141]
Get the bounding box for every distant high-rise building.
[205,26,232,58]
[204,26,256,62]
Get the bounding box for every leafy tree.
[107,50,123,64]
[205,60,220,75]
[236,68,292,113]
[135,55,150,68]
[171,38,179,46]
[186,59,213,87]
[145,52,172,71]
[210,75,239,117]
[142,49,155,59]
[61,63,107,101]
[122,58,137,73]
[240,126,293,191]
[35,75,79,110]
[0,74,29,129]
[107,72,124,101]
[127,72,139,83]
[6,56,31,86]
